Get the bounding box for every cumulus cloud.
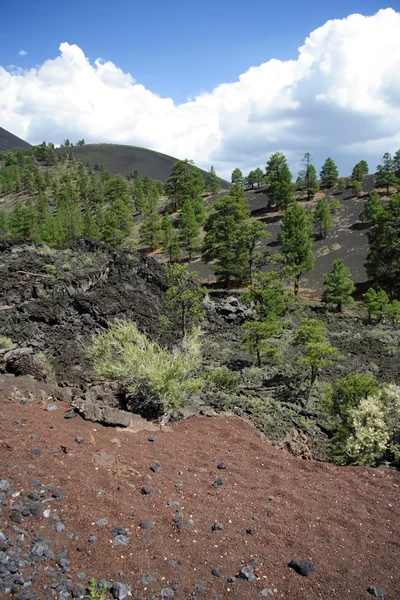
[18,50,27,56]
[1,8,400,178]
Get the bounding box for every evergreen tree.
[375,152,398,194]
[202,183,250,286]
[53,201,83,247]
[139,188,162,251]
[164,159,204,211]
[161,215,180,262]
[313,199,333,238]
[298,153,319,200]
[320,157,339,188]
[32,192,55,244]
[7,202,35,240]
[279,201,314,295]
[352,180,362,198]
[205,166,220,194]
[102,199,133,247]
[241,316,283,367]
[360,190,383,223]
[265,152,294,211]
[394,149,400,180]
[253,167,264,188]
[323,259,355,311]
[352,160,369,182]
[179,200,200,259]
[338,177,347,192]
[243,271,288,319]
[246,170,257,190]
[237,220,269,284]
[330,198,341,213]
[164,263,205,338]
[363,288,390,322]
[105,174,131,205]
[231,168,243,186]
[192,195,206,225]
[82,205,101,240]
[366,194,400,297]
[294,318,340,394]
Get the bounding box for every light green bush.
[36,353,55,382]
[206,366,238,391]
[89,320,204,417]
[62,263,71,272]
[43,264,57,275]
[85,579,109,600]
[0,336,13,349]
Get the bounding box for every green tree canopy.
[164,264,205,338]
[205,165,220,194]
[139,187,162,251]
[360,190,383,223]
[320,157,339,188]
[164,159,204,211]
[179,200,200,260]
[279,201,314,294]
[313,199,333,238]
[323,259,355,311]
[231,168,243,186]
[265,152,294,211]
[241,317,283,367]
[351,160,369,182]
[375,152,398,194]
[363,287,390,321]
[298,153,319,200]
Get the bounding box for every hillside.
[0,127,31,152]
[185,174,379,296]
[57,143,230,185]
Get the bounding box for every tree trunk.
[257,349,262,368]
[181,302,186,338]
[294,276,300,296]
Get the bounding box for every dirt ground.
[1,375,399,600]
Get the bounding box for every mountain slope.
[58,143,230,185]
[0,127,32,152]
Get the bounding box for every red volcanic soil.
[0,374,399,600]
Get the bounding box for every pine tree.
[237,220,269,284]
[164,263,205,338]
[352,160,369,182]
[360,190,383,223]
[294,318,340,394]
[352,180,362,198]
[338,178,347,192]
[313,199,333,238]
[320,158,339,188]
[179,200,200,260]
[253,168,264,188]
[298,153,319,200]
[394,149,400,180]
[164,160,204,212]
[241,316,283,367]
[139,189,162,251]
[82,205,101,240]
[105,174,132,205]
[205,166,220,194]
[323,259,355,311]
[279,202,314,295]
[366,194,400,297]
[162,215,176,262]
[102,199,133,247]
[231,168,243,186]
[265,152,294,211]
[363,288,390,322]
[202,183,250,286]
[243,271,288,319]
[375,152,398,194]
[246,170,257,190]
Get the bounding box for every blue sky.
[1,2,399,178]
[1,0,389,103]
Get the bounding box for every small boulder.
[288,558,316,577]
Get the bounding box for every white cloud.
[1,8,400,179]
[18,50,27,56]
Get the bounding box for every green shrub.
[89,320,204,418]
[62,263,71,272]
[85,578,109,600]
[206,366,238,391]
[36,353,55,382]
[0,336,13,349]
[43,264,57,275]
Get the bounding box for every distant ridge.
[58,143,230,186]
[0,127,31,152]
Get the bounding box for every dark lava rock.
[217,462,228,470]
[64,411,77,419]
[246,527,255,535]
[95,518,108,526]
[148,435,157,442]
[31,449,41,457]
[75,437,84,444]
[288,558,316,577]
[239,565,255,582]
[161,588,175,599]
[212,478,224,488]
[140,520,154,530]
[137,574,156,586]
[10,511,22,524]
[88,535,97,545]
[212,568,221,578]
[212,522,224,531]
[110,582,132,600]
[368,586,385,599]
[141,486,152,495]
[194,582,206,595]
[150,461,161,473]
[0,480,10,492]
